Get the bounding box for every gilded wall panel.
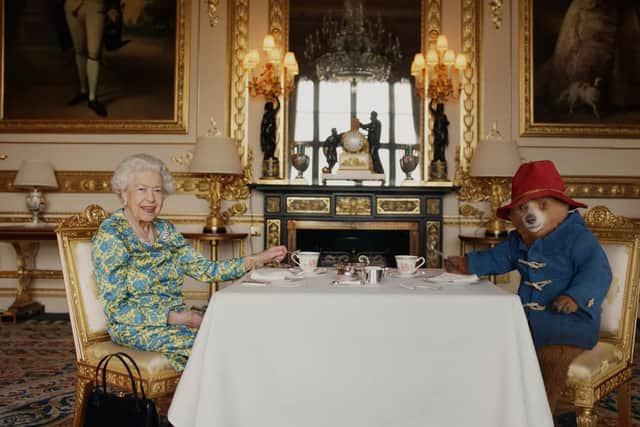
[376,198,421,215]
[336,197,372,216]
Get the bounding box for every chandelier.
[410,34,467,103]
[303,0,402,82]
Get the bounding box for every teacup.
[395,255,425,276]
[291,251,320,272]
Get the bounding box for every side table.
[0,224,57,322]
[182,232,248,297]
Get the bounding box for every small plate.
[390,270,418,278]
[289,267,328,276]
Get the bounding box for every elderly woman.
[91,153,287,371]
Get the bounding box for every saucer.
[397,272,418,278]
[289,267,328,276]
[391,270,419,278]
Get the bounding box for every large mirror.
[274,0,432,186]
[228,0,480,185]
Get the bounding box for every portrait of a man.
[1,0,185,132]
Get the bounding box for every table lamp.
[469,124,521,237]
[13,160,59,224]
[189,136,244,233]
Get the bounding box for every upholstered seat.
[561,205,640,426]
[56,205,180,427]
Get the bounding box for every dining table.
[168,268,553,427]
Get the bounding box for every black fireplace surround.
[254,184,454,269]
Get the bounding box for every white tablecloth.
[169,270,552,427]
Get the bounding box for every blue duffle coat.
[467,211,612,349]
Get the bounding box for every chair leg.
[617,380,632,427]
[576,407,597,427]
[72,373,93,427]
[155,392,174,417]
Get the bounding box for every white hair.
[111,154,176,200]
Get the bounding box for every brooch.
[159,231,170,242]
[587,298,595,308]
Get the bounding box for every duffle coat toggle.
[518,258,546,269]
[524,279,553,291]
[523,302,546,311]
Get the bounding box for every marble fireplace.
[254,184,454,268]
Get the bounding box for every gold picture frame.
[0,0,189,134]
[520,0,640,138]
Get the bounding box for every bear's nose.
[525,214,537,225]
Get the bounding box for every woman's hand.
[167,310,203,328]
[246,245,288,269]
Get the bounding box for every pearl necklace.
[124,209,155,244]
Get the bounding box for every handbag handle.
[93,352,148,401]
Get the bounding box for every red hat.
[496,160,587,220]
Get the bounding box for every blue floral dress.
[91,209,248,371]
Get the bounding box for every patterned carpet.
[1,316,639,426]
[0,316,75,426]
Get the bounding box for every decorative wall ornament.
[457,174,510,203]
[426,221,441,268]
[229,0,252,173]
[266,196,281,213]
[426,198,441,215]
[459,203,486,219]
[207,0,220,27]
[172,117,222,169]
[286,197,331,214]
[458,0,481,179]
[336,197,372,216]
[489,0,503,29]
[266,219,281,248]
[376,199,421,215]
[221,202,248,225]
[2,172,640,202]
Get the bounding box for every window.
[289,79,417,186]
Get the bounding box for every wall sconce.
[13,160,59,224]
[243,34,299,180]
[410,34,467,103]
[190,136,244,233]
[469,123,522,237]
[410,34,467,181]
[243,34,299,101]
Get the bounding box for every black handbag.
[83,352,159,427]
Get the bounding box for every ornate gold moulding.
[0,171,248,199]
[458,175,640,201]
[2,171,640,201]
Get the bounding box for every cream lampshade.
[14,160,58,224]
[469,125,521,237]
[190,136,244,233]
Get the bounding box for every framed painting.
[520,0,640,138]
[0,0,188,134]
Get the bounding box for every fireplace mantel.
[253,184,456,268]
